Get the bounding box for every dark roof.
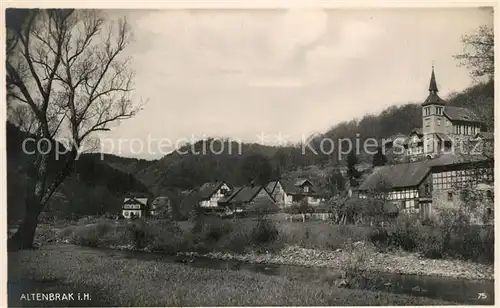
[422,92,445,106]
[265,181,279,195]
[280,179,314,195]
[410,128,423,136]
[428,66,438,92]
[219,186,242,204]
[422,66,445,106]
[359,153,490,190]
[228,185,268,204]
[403,128,424,145]
[444,106,481,123]
[198,182,227,200]
[123,197,148,205]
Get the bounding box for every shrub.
[69,221,113,247]
[126,219,183,252]
[370,208,494,264]
[143,220,183,253]
[251,218,279,245]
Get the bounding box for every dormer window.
[436,107,443,115]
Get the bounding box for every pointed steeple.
[422,65,444,106]
[428,65,438,93]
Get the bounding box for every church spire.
[428,65,438,93]
[422,64,444,106]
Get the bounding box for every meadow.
[8,244,453,306]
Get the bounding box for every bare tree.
[6,9,143,249]
[454,25,494,80]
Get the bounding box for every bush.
[127,219,183,253]
[370,209,494,263]
[69,221,113,247]
[251,218,279,245]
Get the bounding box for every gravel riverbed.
[177,244,494,281]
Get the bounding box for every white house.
[122,197,148,219]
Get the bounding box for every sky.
[97,8,493,159]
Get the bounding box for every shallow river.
[104,247,494,305]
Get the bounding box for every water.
[105,248,494,305]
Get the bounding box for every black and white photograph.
[4,2,495,306]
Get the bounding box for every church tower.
[421,66,446,155]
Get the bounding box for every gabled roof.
[219,186,243,204]
[403,128,424,145]
[198,181,228,200]
[295,179,311,187]
[229,185,267,204]
[265,181,280,195]
[444,106,481,123]
[123,197,148,205]
[359,153,491,190]
[280,179,314,195]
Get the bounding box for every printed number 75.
[478,293,488,300]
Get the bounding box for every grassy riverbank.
[8,244,454,306]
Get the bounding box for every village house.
[358,153,493,222]
[122,197,148,219]
[219,184,275,210]
[358,66,494,222]
[266,179,325,207]
[196,181,232,208]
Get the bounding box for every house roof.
[280,179,307,195]
[229,185,266,204]
[403,128,424,145]
[198,182,227,200]
[265,181,280,195]
[422,92,445,106]
[444,106,481,123]
[123,197,148,205]
[359,153,490,190]
[219,186,242,204]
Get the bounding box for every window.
[447,192,453,202]
[424,107,431,116]
[303,186,309,193]
[437,118,441,126]
[425,118,430,127]
[424,184,430,194]
[446,121,450,127]
[436,107,443,115]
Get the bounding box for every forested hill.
[6,123,150,222]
